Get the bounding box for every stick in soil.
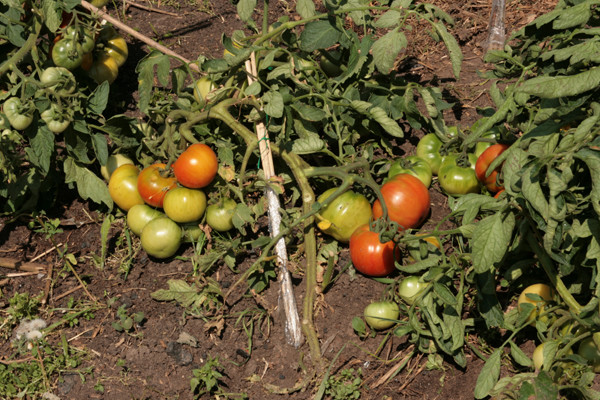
[0,257,47,273]
[244,52,303,348]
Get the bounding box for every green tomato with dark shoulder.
[388,155,432,188]
[316,188,372,243]
[64,25,95,53]
[52,38,83,70]
[437,154,480,195]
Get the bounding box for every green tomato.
[163,187,207,223]
[40,67,77,95]
[398,276,430,305]
[364,301,400,330]
[578,336,600,373]
[415,134,443,175]
[140,217,182,259]
[127,204,164,236]
[437,154,480,195]
[3,97,34,130]
[40,104,70,133]
[193,77,216,105]
[316,188,372,243]
[64,25,95,53]
[52,38,84,70]
[180,222,203,243]
[474,132,498,158]
[387,155,433,188]
[206,198,236,232]
[319,50,344,77]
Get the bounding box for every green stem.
[0,14,42,76]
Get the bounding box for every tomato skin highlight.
[140,217,182,259]
[438,154,480,195]
[206,198,237,232]
[108,164,145,211]
[316,188,372,243]
[349,224,399,277]
[364,301,400,330]
[172,143,218,189]
[372,174,430,230]
[137,163,178,208]
[163,187,207,223]
[475,143,509,193]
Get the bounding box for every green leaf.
[516,66,600,99]
[151,279,200,308]
[471,211,515,274]
[291,102,327,121]
[430,21,462,79]
[136,51,171,113]
[350,100,404,137]
[296,0,316,18]
[299,20,342,52]
[552,0,592,30]
[63,158,113,209]
[26,126,54,175]
[509,340,532,367]
[292,135,324,154]
[88,81,110,115]
[42,0,61,32]
[237,0,257,23]
[532,371,560,400]
[263,90,284,119]
[433,282,457,306]
[373,8,402,28]
[521,164,549,219]
[474,349,501,399]
[398,256,442,274]
[575,148,600,216]
[371,29,406,74]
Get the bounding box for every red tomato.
[475,144,509,193]
[372,174,430,230]
[137,163,177,208]
[172,143,218,189]
[349,224,399,277]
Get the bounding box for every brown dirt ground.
[0,0,561,399]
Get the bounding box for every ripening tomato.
[163,187,207,223]
[108,164,145,211]
[517,283,554,325]
[316,188,372,243]
[349,224,399,277]
[364,301,400,330]
[172,143,218,189]
[98,26,128,67]
[372,174,430,230]
[88,53,119,84]
[475,143,509,193]
[137,163,178,208]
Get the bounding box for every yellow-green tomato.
[517,283,554,325]
[364,301,400,330]
[108,164,145,211]
[140,217,182,259]
[533,343,545,370]
[206,199,236,232]
[398,276,430,305]
[163,187,207,223]
[316,188,372,243]
[101,154,134,181]
[126,204,164,236]
[180,222,203,243]
[193,77,216,104]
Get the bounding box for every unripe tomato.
[578,336,600,373]
[140,217,182,259]
[88,53,119,84]
[206,199,237,232]
[172,143,218,189]
[316,188,372,243]
[372,174,430,230]
[108,164,145,211]
[364,301,400,330]
[475,143,509,193]
[517,283,554,325]
[100,154,134,181]
[98,26,128,67]
[349,224,399,277]
[398,276,430,305]
[163,187,207,223]
[193,77,216,104]
[127,204,164,236]
[438,154,480,195]
[137,163,178,208]
[387,155,433,188]
[52,38,83,70]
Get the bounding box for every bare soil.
[0,0,559,399]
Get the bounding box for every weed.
[0,292,42,339]
[112,304,145,334]
[190,356,247,399]
[325,368,363,400]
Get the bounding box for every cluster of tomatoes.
[105,143,236,259]
[52,12,128,85]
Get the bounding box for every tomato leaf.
[472,211,515,275]
[509,340,532,367]
[516,67,600,99]
[371,29,406,75]
[299,20,342,52]
[63,158,113,209]
[291,102,327,122]
[296,0,315,18]
[88,81,109,115]
[575,147,600,216]
[552,0,593,30]
[292,135,324,155]
[350,100,404,138]
[373,8,402,29]
[474,349,501,399]
[136,51,171,113]
[532,371,559,400]
[25,125,54,175]
[263,89,284,119]
[430,21,462,79]
[236,0,257,23]
[42,0,61,32]
[398,256,442,274]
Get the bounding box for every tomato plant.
[127,204,164,236]
[349,224,399,277]
[108,164,145,211]
[137,163,178,208]
[140,217,182,259]
[100,154,134,181]
[364,301,399,330]
[162,187,207,223]
[475,143,509,193]
[52,38,83,70]
[372,174,430,230]
[2,97,34,130]
[387,155,433,188]
[437,154,479,195]
[88,53,119,84]
[172,143,218,189]
[398,276,430,305]
[316,188,372,243]
[517,283,554,325]
[206,198,236,232]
